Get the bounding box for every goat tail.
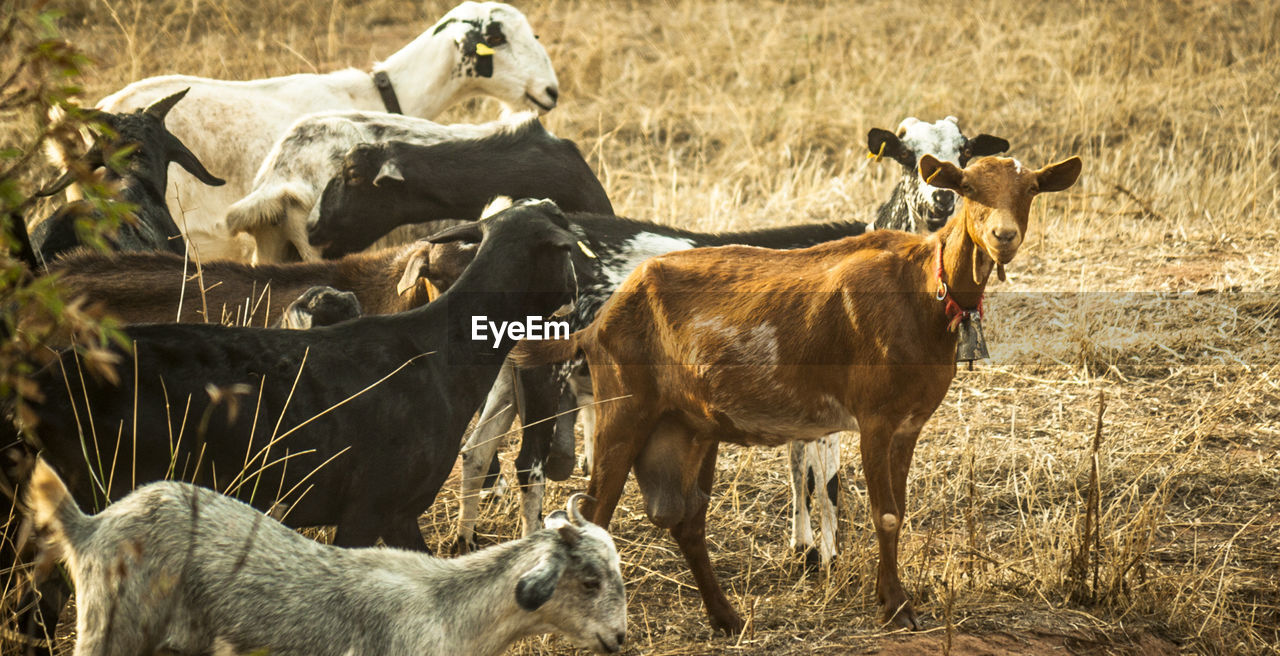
[225,181,313,235]
[24,458,86,563]
[511,328,585,367]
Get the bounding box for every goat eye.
[581,578,600,591]
[486,33,507,46]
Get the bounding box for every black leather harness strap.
[372,71,403,114]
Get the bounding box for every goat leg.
[513,372,557,537]
[788,435,841,571]
[669,440,744,633]
[860,417,920,630]
[456,369,519,553]
[583,405,652,529]
[544,383,578,481]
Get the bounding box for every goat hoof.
[479,474,509,503]
[452,536,478,555]
[801,547,821,572]
[544,450,574,482]
[545,428,576,482]
[880,601,920,631]
[709,610,745,635]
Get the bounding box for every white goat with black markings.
[868,116,1010,233]
[80,1,558,261]
[25,462,628,656]
[226,111,538,263]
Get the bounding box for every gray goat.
[26,461,628,656]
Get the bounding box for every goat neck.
[931,209,991,321]
[407,537,554,655]
[374,31,463,119]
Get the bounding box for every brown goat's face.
[921,155,1083,266]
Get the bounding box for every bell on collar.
[955,314,989,365]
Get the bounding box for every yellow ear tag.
[866,141,886,162]
[925,167,940,184]
[577,241,597,258]
[475,42,495,56]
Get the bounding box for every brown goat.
[514,154,1082,632]
[42,238,477,328]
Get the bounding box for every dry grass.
[4,0,1280,654]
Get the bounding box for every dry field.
[4,0,1280,654]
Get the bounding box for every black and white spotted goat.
[26,460,628,656]
[32,88,224,265]
[78,1,558,261]
[868,115,1009,233]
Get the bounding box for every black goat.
[307,119,614,258]
[30,88,225,265]
[9,198,579,556]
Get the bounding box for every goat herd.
[2,1,1084,654]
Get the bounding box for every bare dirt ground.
[4,0,1279,654]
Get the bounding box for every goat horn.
[566,493,594,526]
[144,87,191,122]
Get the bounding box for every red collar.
[935,244,983,332]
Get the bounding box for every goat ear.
[1035,156,1082,193]
[166,135,225,187]
[427,221,483,244]
[557,524,582,547]
[515,554,567,611]
[373,158,404,187]
[964,134,1010,159]
[545,514,583,547]
[144,88,191,122]
[396,245,431,296]
[866,128,914,168]
[919,154,964,192]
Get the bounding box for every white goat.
[225,110,533,262]
[83,1,558,261]
[26,460,628,656]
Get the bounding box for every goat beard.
[972,243,989,285]
[969,238,1009,285]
